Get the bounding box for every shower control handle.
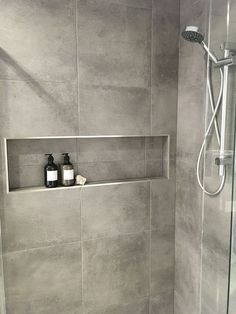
[215,155,233,166]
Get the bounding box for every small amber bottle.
[61,153,74,186]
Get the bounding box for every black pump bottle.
[44,154,58,188]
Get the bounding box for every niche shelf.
[4,135,170,193]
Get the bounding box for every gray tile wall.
[175,0,209,313]
[1,179,175,314]
[0,0,179,313]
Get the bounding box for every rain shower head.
[181,26,204,43]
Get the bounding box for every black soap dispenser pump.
[61,153,74,186]
[44,154,58,188]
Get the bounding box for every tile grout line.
[3,229,152,256]
[79,188,84,314]
[145,137,147,177]
[75,0,80,137]
[0,222,6,314]
[148,180,152,313]
[150,0,154,137]
[149,0,154,312]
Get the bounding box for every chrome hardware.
[215,155,233,166]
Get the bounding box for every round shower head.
[181,26,204,43]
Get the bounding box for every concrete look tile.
[151,6,178,136]
[77,137,147,181]
[3,242,82,314]
[153,0,179,14]
[175,158,203,238]
[0,80,78,138]
[83,0,152,9]
[174,232,201,314]
[151,179,175,230]
[176,7,207,312]
[201,246,229,314]
[0,229,5,314]
[174,290,197,314]
[79,85,150,135]
[2,189,81,252]
[84,298,149,314]
[151,85,178,135]
[149,291,174,314]
[0,0,77,82]
[77,0,151,88]
[82,232,149,312]
[202,182,232,258]
[79,42,150,88]
[151,228,174,296]
[78,138,145,163]
[81,182,150,240]
[78,160,146,182]
[145,137,164,177]
[152,12,179,88]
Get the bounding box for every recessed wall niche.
[6,136,169,192]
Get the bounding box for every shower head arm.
[201,41,218,64]
[201,41,234,66]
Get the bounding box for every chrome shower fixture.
[181,25,235,67]
[182,25,204,43]
[181,25,236,196]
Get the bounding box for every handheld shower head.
[181,25,221,65]
[181,26,204,43]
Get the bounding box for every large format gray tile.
[2,189,81,252]
[202,180,232,258]
[77,0,151,88]
[3,242,82,314]
[0,0,77,82]
[77,137,147,181]
[0,229,5,314]
[84,298,149,314]
[149,291,174,314]
[152,11,179,88]
[175,158,202,239]
[151,5,178,136]
[79,41,150,88]
[77,0,151,135]
[153,0,179,14]
[150,228,174,296]
[174,231,201,314]
[81,182,150,240]
[82,232,149,312]
[79,85,151,135]
[78,138,145,163]
[78,160,146,182]
[0,80,78,138]
[201,246,229,314]
[151,85,178,136]
[82,0,151,9]
[145,137,164,177]
[151,179,175,231]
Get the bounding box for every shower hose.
[196,63,226,196]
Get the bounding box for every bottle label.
[64,169,74,180]
[47,170,58,181]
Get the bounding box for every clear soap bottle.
[61,153,74,186]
